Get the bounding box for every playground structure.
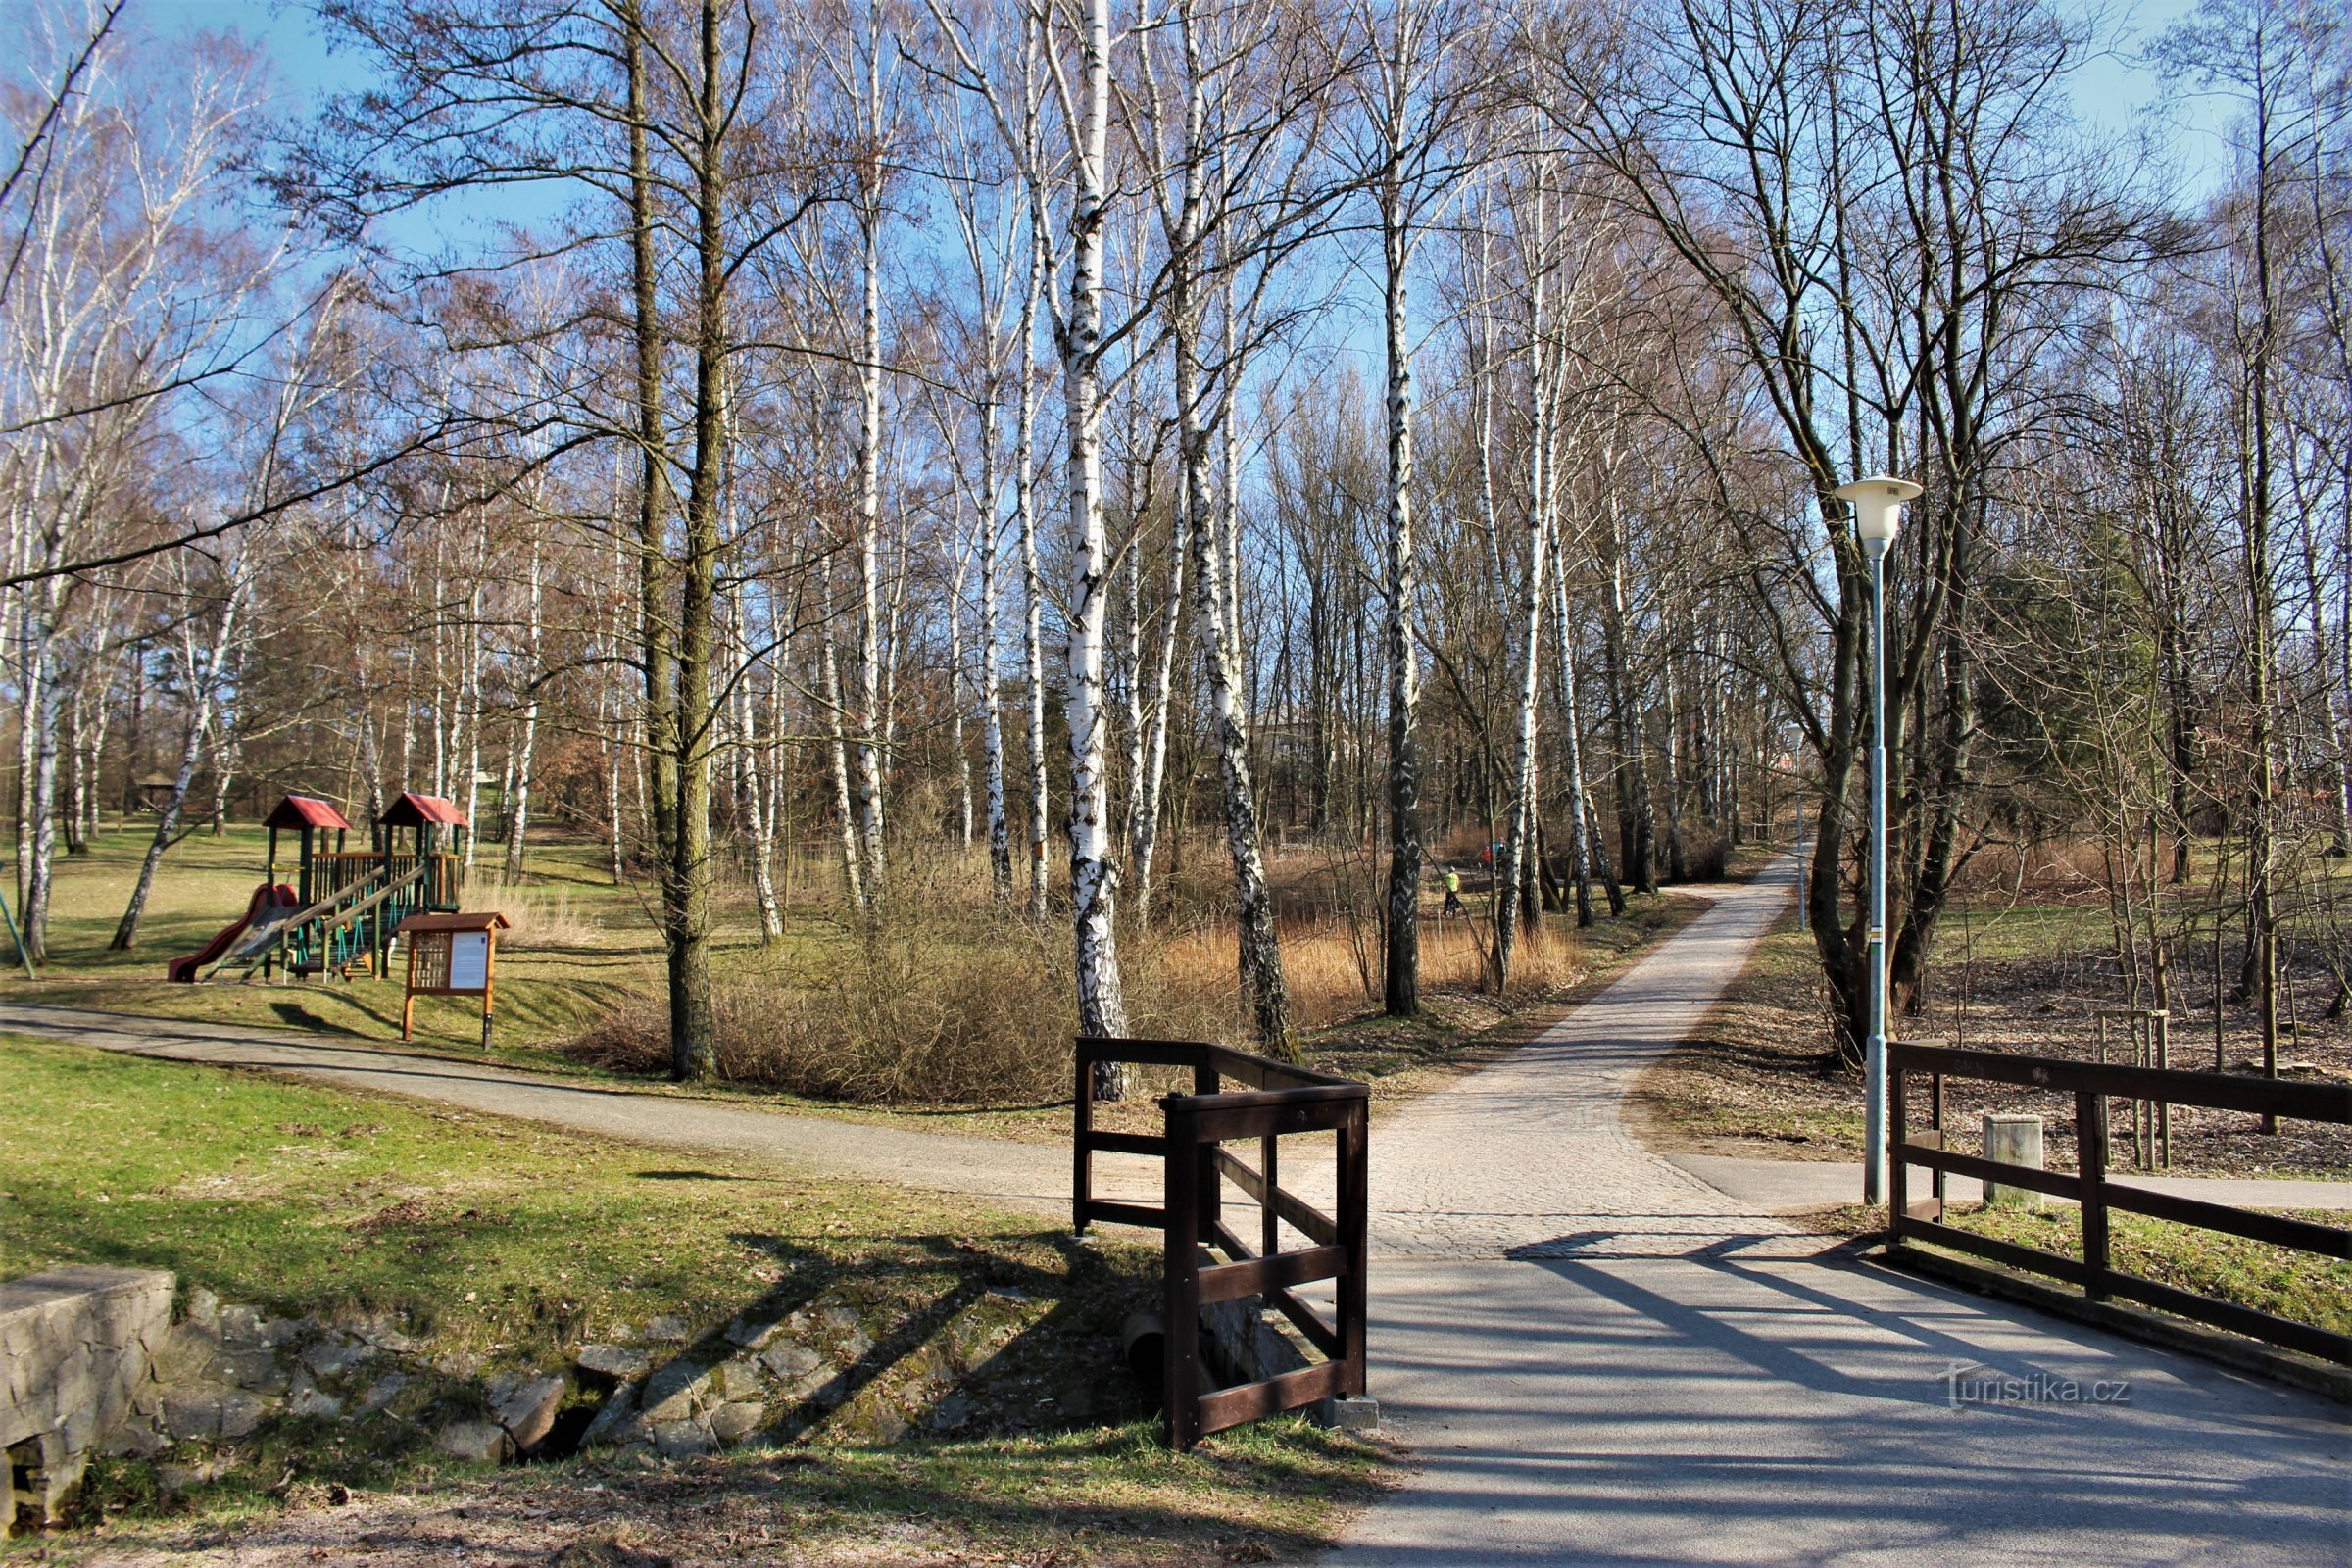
[167,792,470,984]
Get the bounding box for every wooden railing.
[316,851,461,911]
[1887,1041,2352,1366]
[1073,1038,1368,1449]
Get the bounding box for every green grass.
[1941,899,2117,963]
[1936,1201,2352,1337]
[0,1033,1066,1366]
[15,825,1077,1136]
[0,1035,1386,1555]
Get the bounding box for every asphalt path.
[1321,854,2350,1567]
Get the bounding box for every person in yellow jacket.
[1442,866,1466,919]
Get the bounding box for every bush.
[565,917,1078,1103]
[1678,829,1731,883]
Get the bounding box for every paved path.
[0,1001,1068,1212]
[1325,854,2350,1566]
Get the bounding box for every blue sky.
[151,0,2235,207]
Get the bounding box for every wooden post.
[1261,1132,1280,1260]
[1338,1096,1368,1397]
[1931,1072,1946,1210]
[1192,1060,1220,1239]
[1162,1100,1200,1450]
[1888,1063,1908,1228]
[401,931,423,1040]
[2077,1089,2110,1301]
[480,925,496,1048]
[1072,1041,1095,1235]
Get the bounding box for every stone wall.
[2,1267,1107,1533]
[1,1267,172,1533]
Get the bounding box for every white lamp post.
[1833,473,1921,1207]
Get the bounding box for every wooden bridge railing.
[1073,1038,1367,1449]
[1887,1041,2352,1366]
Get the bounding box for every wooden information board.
[392,911,510,1045]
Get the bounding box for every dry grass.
[565,918,1079,1103]
[467,874,605,950]
[1151,914,1593,1031]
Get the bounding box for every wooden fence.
[1887,1041,2352,1366]
[1072,1038,1368,1449]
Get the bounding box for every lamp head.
[1833,475,1923,556]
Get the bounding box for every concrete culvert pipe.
[1121,1311,1165,1409]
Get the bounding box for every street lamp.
[1833,473,1922,1207]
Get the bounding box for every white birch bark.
[818,551,865,908]
[850,71,890,918]
[111,551,248,948]
[979,400,1012,897]
[1060,0,1130,1042]
[950,533,974,848]
[1497,168,1551,985]
[462,581,485,868]
[1128,483,1186,927]
[502,536,543,879]
[1546,512,1596,926]
[1016,220,1052,923]
[1378,160,1422,1018]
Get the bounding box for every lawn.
[11,817,1716,1142]
[1927,1201,2352,1339]
[0,1035,1387,1560]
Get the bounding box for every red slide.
[167,881,297,983]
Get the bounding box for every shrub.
[1678,829,1732,883]
[565,917,1081,1103]
[470,875,603,950]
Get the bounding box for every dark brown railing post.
[1192,1061,1222,1239]
[1073,1040,1096,1235]
[2077,1089,2110,1301]
[1162,1099,1202,1449]
[1338,1097,1369,1396]
[1261,1132,1280,1260]
[1888,1062,1909,1229]
[1931,1072,1946,1210]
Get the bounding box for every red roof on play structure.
[378,792,469,828]
[264,795,354,831]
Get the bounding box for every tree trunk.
[979,401,1012,900]
[1379,178,1422,1018]
[1017,223,1052,924]
[1548,516,1595,927]
[1063,0,1130,1054]
[503,538,543,880]
[113,578,242,951]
